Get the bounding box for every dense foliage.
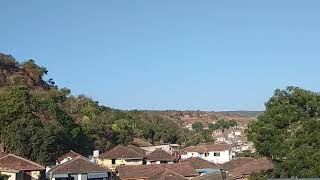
[248,87,320,177]
[208,119,237,131]
[0,53,210,165]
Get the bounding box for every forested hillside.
[0,53,217,165]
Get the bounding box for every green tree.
[228,119,238,127]
[208,122,220,131]
[192,122,204,132]
[112,119,134,145]
[248,87,320,177]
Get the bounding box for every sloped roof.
[181,157,221,169]
[164,162,199,177]
[146,149,175,162]
[99,145,144,159]
[149,169,187,180]
[222,157,256,171]
[50,156,110,174]
[0,154,45,171]
[228,158,273,178]
[126,144,147,155]
[116,164,163,179]
[57,150,85,162]
[183,144,231,153]
[116,162,199,179]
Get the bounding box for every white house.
[234,131,241,136]
[181,143,232,164]
[215,136,226,143]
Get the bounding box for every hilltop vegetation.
[0,53,217,165]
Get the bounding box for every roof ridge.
[99,145,125,158]
[2,154,44,169]
[49,156,81,173]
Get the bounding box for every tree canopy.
[248,87,320,177]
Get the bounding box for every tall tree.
[248,87,320,177]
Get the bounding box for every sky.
[1,1,320,111]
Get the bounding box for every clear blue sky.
[1,1,320,111]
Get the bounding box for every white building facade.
[181,144,232,164]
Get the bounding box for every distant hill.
[144,110,260,127]
[217,111,263,118]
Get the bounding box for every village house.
[116,162,199,179]
[97,145,145,171]
[181,143,232,164]
[0,154,45,180]
[48,156,111,180]
[215,136,226,143]
[234,130,241,136]
[145,148,175,165]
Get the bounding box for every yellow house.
[97,145,145,171]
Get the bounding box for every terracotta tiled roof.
[146,149,175,162]
[183,144,231,153]
[126,144,147,155]
[50,156,110,174]
[163,162,199,177]
[0,154,45,171]
[57,150,85,162]
[116,164,163,179]
[99,145,144,159]
[227,158,273,179]
[181,157,221,169]
[116,162,199,179]
[149,169,187,180]
[222,157,256,171]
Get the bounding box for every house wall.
[30,170,41,180]
[124,159,143,165]
[181,150,232,164]
[97,158,142,170]
[146,160,174,165]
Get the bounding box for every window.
[112,159,116,164]
[205,153,209,157]
[214,152,220,157]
